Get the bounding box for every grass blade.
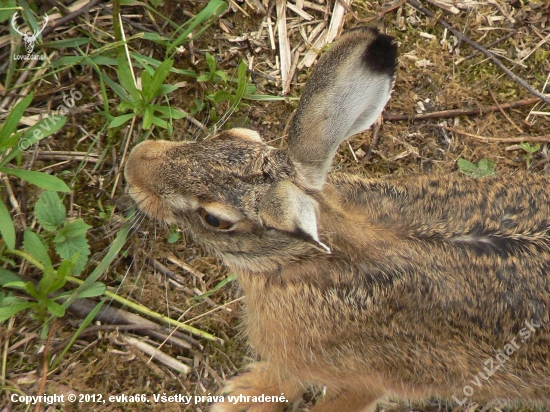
[0,168,71,192]
[0,199,15,250]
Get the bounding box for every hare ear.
[221,128,264,143]
[258,181,330,253]
[288,27,397,190]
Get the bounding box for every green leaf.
[457,158,495,178]
[145,59,174,102]
[24,281,40,300]
[101,71,131,101]
[46,299,65,317]
[0,198,15,250]
[0,169,71,192]
[215,70,228,82]
[141,32,169,44]
[63,224,129,309]
[0,131,20,155]
[157,84,179,95]
[170,108,187,119]
[55,219,92,240]
[35,191,66,231]
[244,94,292,101]
[143,105,154,129]
[0,299,36,322]
[54,232,90,276]
[2,281,26,290]
[207,90,231,104]
[0,93,33,148]
[151,105,187,119]
[477,158,495,175]
[167,0,228,55]
[130,52,197,78]
[116,55,140,102]
[0,1,16,23]
[117,101,138,112]
[38,265,66,300]
[23,230,52,268]
[51,56,85,68]
[52,299,106,369]
[0,268,22,286]
[41,38,91,49]
[75,282,106,298]
[1,116,67,167]
[109,113,136,128]
[141,70,153,97]
[193,273,236,300]
[233,60,249,105]
[191,99,204,115]
[520,142,540,154]
[205,52,217,74]
[151,116,168,129]
[56,258,76,282]
[167,226,181,244]
[457,158,476,173]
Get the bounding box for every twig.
[124,338,171,378]
[184,297,244,324]
[41,0,103,38]
[361,117,382,163]
[364,0,406,23]
[110,116,135,199]
[35,151,100,163]
[0,59,39,111]
[488,90,523,134]
[406,0,550,106]
[7,333,39,354]
[35,318,57,412]
[327,0,352,43]
[98,3,156,33]
[1,317,16,386]
[123,335,191,375]
[1,175,27,231]
[284,50,300,95]
[383,98,541,122]
[425,0,459,14]
[67,298,201,350]
[462,30,518,61]
[276,0,291,94]
[187,114,208,132]
[530,155,550,171]
[435,125,550,143]
[166,255,206,281]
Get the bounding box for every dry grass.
[1,0,549,411]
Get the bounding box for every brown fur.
[124,27,550,412]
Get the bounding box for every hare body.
[125,27,550,411]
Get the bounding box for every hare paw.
[210,362,303,412]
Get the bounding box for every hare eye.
[199,208,232,230]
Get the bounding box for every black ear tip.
[362,30,398,76]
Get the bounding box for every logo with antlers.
[11,12,49,54]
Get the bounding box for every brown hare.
[124,27,550,412]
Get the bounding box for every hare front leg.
[211,362,304,412]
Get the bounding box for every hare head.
[125,27,397,273]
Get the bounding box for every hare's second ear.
[288,27,397,190]
[222,128,264,143]
[258,181,330,253]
